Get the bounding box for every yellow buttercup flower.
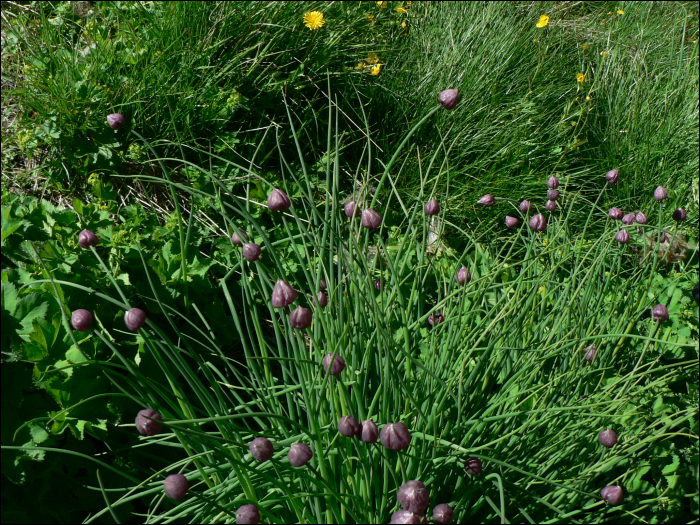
[576,73,585,82]
[536,15,550,28]
[600,50,609,57]
[376,1,387,7]
[586,95,591,101]
[367,13,374,19]
[617,9,624,15]
[396,6,407,14]
[303,11,325,30]
[368,63,382,76]
[401,21,407,28]
[366,52,379,64]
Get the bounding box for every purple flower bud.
[313,291,328,308]
[529,213,547,231]
[520,200,533,213]
[71,309,94,331]
[361,419,379,443]
[390,510,426,524]
[375,278,384,291]
[125,307,147,331]
[267,188,291,211]
[106,113,125,130]
[271,279,298,308]
[319,278,327,291]
[465,457,483,475]
[635,212,647,224]
[651,303,669,322]
[615,230,630,244]
[456,267,472,285]
[672,208,687,221]
[653,186,668,201]
[236,504,261,525]
[231,229,249,245]
[505,216,519,228]
[288,443,313,467]
[290,306,312,329]
[605,169,619,184]
[338,416,361,437]
[584,344,597,361]
[428,312,444,327]
[547,176,560,189]
[477,194,495,206]
[249,437,274,462]
[598,429,618,448]
[545,200,556,212]
[600,485,623,506]
[380,422,411,451]
[398,480,430,514]
[621,213,635,225]
[78,229,99,249]
[163,473,189,500]
[438,89,459,110]
[432,504,454,524]
[424,199,440,216]
[547,189,560,201]
[135,408,163,436]
[243,243,261,262]
[609,208,623,220]
[362,208,382,229]
[322,353,346,375]
[344,201,360,218]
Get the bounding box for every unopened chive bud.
[375,278,383,291]
[390,510,425,524]
[398,480,430,514]
[380,422,411,450]
[432,504,454,524]
[290,306,312,329]
[609,207,623,220]
[243,243,261,262]
[288,443,313,467]
[344,201,360,218]
[231,229,249,245]
[605,169,619,184]
[338,416,361,437]
[545,200,556,212]
[249,437,274,462]
[271,279,298,308]
[438,89,459,110]
[362,208,382,229]
[584,344,597,361]
[361,419,379,443]
[267,188,291,211]
[600,485,623,506]
[71,309,94,331]
[456,267,471,285]
[322,353,346,375]
[428,312,444,327]
[615,230,630,244]
[236,504,261,525]
[107,113,125,130]
[635,211,648,224]
[520,200,533,213]
[477,194,495,206]
[547,189,560,201]
[529,213,547,231]
[621,213,635,225]
[125,307,147,331]
[653,186,668,200]
[424,199,440,216]
[78,229,99,248]
[651,303,669,322]
[464,457,483,475]
[163,473,189,500]
[505,216,519,228]
[319,278,327,291]
[135,408,163,436]
[313,291,328,308]
[547,176,560,189]
[672,208,687,221]
[598,429,618,448]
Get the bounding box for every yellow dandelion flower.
[368,63,382,76]
[366,52,380,64]
[303,11,325,30]
[396,6,407,14]
[582,43,589,51]
[617,9,624,14]
[536,15,550,28]
[376,1,387,7]
[576,73,585,82]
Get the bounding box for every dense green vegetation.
[2,1,698,524]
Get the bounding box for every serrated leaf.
[1,281,19,316]
[65,345,88,363]
[29,422,49,444]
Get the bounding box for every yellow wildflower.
[376,1,387,7]
[356,61,367,71]
[366,52,380,64]
[582,43,589,51]
[586,95,591,101]
[600,50,609,57]
[617,9,624,15]
[396,6,407,14]
[536,15,549,28]
[368,63,382,76]
[576,73,585,82]
[303,11,325,30]
[367,13,374,20]
[401,21,407,28]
